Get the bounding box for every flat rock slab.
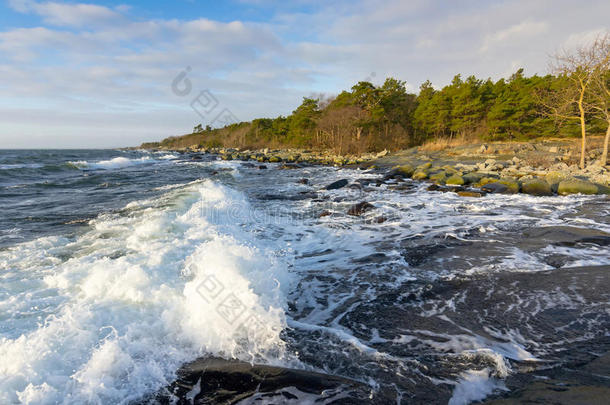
[149,357,380,404]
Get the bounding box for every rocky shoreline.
[146,139,610,197]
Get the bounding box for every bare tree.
[587,34,610,165]
[542,39,604,168]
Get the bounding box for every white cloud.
[8,1,125,27]
[1,0,609,147]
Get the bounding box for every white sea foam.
[68,156,158,170]
[0,180,295,404]
[449,367,507,405]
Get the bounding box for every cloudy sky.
[0,0,608,148]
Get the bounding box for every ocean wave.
[0,163,44,170]
[68,156,160,170]
[0,180,294,404]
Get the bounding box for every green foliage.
[149,71,587,153]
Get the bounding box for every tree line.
[149,34,609,166]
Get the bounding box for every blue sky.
[0,0,609,148]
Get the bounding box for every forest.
[146,35,609,165]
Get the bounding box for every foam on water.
[0,180,294,404]
[68,156,159,170]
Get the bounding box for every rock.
[441,165,459,175]
[395,164,415,178]
[462,172,485,185]
[268,156,281,163]
[297,178,309,185]
[319,210,332,217]
[481,182,509,194]
[446,175,465,186]
[457,191,484,198]
[347,202,374,216]
[479,144,488,153]
[416,162,432,170]
[496,179,520,194]
[545,171,569,189]
[428,171,446,183]
[325,179,349,190]
[557,180,599,195]
[412,170,429,180]
[521,179,553,196]
[427,184,453,193]
[373,216,387,223]
[258,165,267,169]
[375,149,389,158]
[549,146,559,153]
[476,176,500,187]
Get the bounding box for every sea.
[0,149,609,404]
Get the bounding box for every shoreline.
[143,139,610,197]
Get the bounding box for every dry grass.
[419,134,480,152]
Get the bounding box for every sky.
[0,0,608,148]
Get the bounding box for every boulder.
[557,180,599,195]
[268,156,281,163]
[462,172,485,185]
[428,171,447,183]
[522,179,553,196]
[347,202,374,216]
[476,176,500,187]
[481,182,509,194]
[325,179,349,190]
[416,162,432,170]
[412,170,429,180]
[457,191,484,198]
[446,175,465,186]
[545,171,570,190]
[395,164,415,178]
[496,178,520,194]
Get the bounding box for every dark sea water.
[0,149,609,404]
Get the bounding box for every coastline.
[141,138,610,197]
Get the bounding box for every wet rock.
[325,179,349,190]
[543,253,573,269]
[297,178,309,185]
[258,165,267,169]
[457,191,484,198]
[428,171,446,183]
[412,170,429,180]
[521,179,553,196]
[446,175,465,186]
[496,179,520,194]
[427,184,453,193]
[347,201,374,216]
[319,210,332,218]
[152,357,378,405]
[462,172,485,185]
[373,216,387,223]
[268,156,281,163]
[522,226,610,248]
[395,164,415,178]
[481,182,509,194]
[557,180,598,195]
